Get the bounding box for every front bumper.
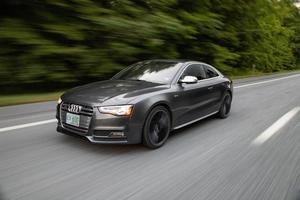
[56,102,143,144]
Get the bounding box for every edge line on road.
[234,73,300,89]
[252,107,300,146]
[0,119,57,133]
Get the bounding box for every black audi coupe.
[56,60,233,148]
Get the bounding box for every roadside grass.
[0,68,300,107]
[229,69,300,80]
[0,91,63,107]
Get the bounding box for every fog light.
[110,132,125,137]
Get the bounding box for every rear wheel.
[143,106,171,149]
[217,92,232,119]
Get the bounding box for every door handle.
[207,86,214,90]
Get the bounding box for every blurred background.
[0,0,299,104]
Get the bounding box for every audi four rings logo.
[68,104,82,113]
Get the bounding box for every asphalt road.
[1,73,300,200]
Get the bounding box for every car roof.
[142,59,208,65]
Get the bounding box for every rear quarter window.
[205,66,219,78]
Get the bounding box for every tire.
[217,92,232,119]
[142,106,171,149]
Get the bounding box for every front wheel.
[142,106,171,149]
[217,92,232,119]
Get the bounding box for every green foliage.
[0,0,299,91]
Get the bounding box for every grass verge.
[0,91,63,107]
[229,69,300,79]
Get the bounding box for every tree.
[0,0,299,92]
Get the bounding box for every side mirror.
[179,76,198,84]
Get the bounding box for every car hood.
[62,80,169,106]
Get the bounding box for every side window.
[181,64,206,81]
[204,65,219,78]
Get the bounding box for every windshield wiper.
[127,79,157,84]
[127,78,145,82]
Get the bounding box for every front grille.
[60,102,93,134]
[62,123,88,133]
[61,102,93,117]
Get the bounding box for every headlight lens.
[98,105,133,116]
[57,97,62,104]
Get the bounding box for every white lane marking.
[0,73,299,133]
[252,107,300,145]
[0,119,57,133]
[234,73,300,89]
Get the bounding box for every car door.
[202,64,224,111]
[172,64,217,127]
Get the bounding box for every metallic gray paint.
[56,60,233,144]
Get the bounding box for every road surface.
[1,73,300,200]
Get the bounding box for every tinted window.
[180,64,206,81]
[113,61,182,84]
[205,66,219,78]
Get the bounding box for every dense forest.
[0,0,299,92]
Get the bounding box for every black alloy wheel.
[143,106,171,149]
[218,92,232,119]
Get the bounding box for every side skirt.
[173,111,219,130]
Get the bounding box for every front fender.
[129,93,173,140]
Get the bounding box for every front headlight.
[98,105,133,116]
[57,97,62,104]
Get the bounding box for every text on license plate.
[66,112,80,127]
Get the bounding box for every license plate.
[66,112,80,127]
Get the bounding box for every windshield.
[112,61,182,84]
